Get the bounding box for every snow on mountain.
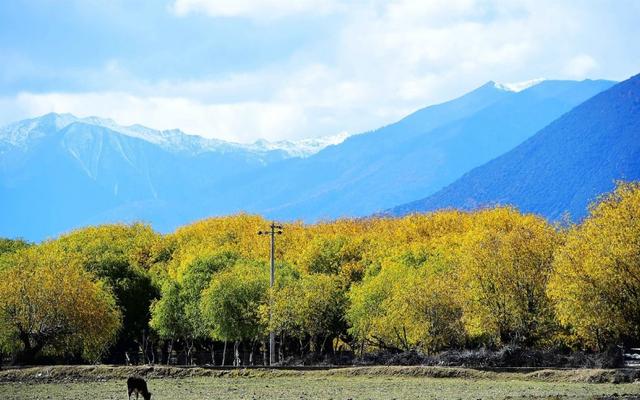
[0,78,617,241]
[0,113,348,158]
[0,113,77,148]
[494,78,546,92]
[248,132,351,158]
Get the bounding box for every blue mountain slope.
[217,79,614,221]
[0,78,617,240]
[390,73,640,220]
[0,116,290,239]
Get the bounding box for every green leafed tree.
[149,281,190,363]
[200,260,268,365]
[150,252,239,364]
[347,255,464,354]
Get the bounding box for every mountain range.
[226,79,614,221]
[391,73,640,220]
[0,76,629,241]
[0,113,349,240]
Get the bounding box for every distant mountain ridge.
[213,78,615,221]
[0,114,294,239]
[0,78,617,240]
[0,113,348,158]
[390,73,640,221]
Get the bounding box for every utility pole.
[258,222,282,366]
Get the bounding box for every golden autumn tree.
[0,238,32,271]
[266,273,346,355]
[53,223,161,351]
[0,244,121,362]
[347,212,469,354]
[347,255,464,354]
[166,214,270,281]
[548,182,640,349]
[457,207,560,346]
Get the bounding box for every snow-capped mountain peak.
[494,78,546,92]
[0,113,352,158]
[247,131,351,158]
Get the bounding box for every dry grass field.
[2,366,640,400]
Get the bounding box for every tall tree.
[0,244,121,362]
[549,182,640,349]
[54,223,161,353]
[200,260,268,365]
[457,207,559,346]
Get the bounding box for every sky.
[0,0,639,143]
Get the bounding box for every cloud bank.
[1,0,638,142]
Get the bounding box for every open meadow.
[2,366,640,400]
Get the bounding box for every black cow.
[127,376,152,400]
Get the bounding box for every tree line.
[1,182,639,364]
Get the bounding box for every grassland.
[1,366,640,400]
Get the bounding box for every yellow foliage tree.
[165,214,269,281]
[548,182,640,349]
[267,273,346,354]
[457,207,559,346]
[0,244,121,362]
[53,223,161,349]
[347,259,464,353]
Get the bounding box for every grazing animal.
[127,376,152,400]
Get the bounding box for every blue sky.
[1,0,639,143]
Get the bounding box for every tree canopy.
[0,244,121,362]
[3,182,640,364]
[549,182,640,349]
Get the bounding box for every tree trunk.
[262,340,267,366]
[141,330,147,364]
[185,338,196,365]
[233,340,240,366]
[279,333,285,362]
[222,341,227,366]
[17,332,43,364]
[166,339,174,365]
[209,344,216,365]
[249,339,256,366]
[149,339,155,365]
[321,335,329,356]
[310,335,318,354]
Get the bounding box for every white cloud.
[3,0,636,142]
[0,92,306,143]
[564,54,598,79]
[0,62,416,142]
[171,0,340,19]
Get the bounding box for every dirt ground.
[1,365,640,399]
